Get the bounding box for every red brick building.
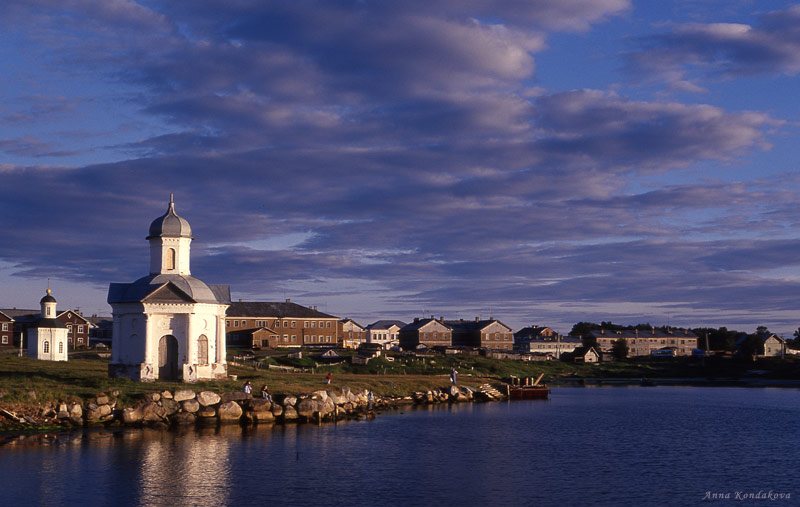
[57,310,92,349]
[399,317,452,350]
[226,299,339,348]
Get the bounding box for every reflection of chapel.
[107,195,230,382]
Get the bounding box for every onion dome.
[40,290,57,304]
[147,194,192,239]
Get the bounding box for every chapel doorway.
[158,335,179,380]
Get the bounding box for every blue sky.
[2,0,800,336]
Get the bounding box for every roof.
[32,317,68,329]
[340,318,365,328]
[147,195,192,239]
[586,328,697,339]
[515,326,554,338]
[0,309,39,323]
[367,320,407,330]
[522,336,582,344]
[57,310,92,325]
[572,346,599,357]
[108,273,230,305]
[40,294,57,304]
[401,318,452,331]
[0,310,14,322]
[736,333,785,345]
[445,319,512,332]
[227,301,337,319]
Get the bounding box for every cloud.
[628,5,800,84]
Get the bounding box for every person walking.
[450,368,457,385]
[326,372,332,385]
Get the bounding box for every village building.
[515,335,582,358]
[339,318,366,348]
[26,289,69,361]
[107,195,231,382]
[57,310,92,349]
[736,333,786,358]
[446,318,514,350]
[366,320,405,349]
[570,346,600,363]
[225,300,339,348]
[584,328,697,357]
[399,317,452,350]
[515,326,557,340]
[0,310,14,348]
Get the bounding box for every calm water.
[2,387,798,506]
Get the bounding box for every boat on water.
[508,373,550,400]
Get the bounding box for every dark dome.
[40,293,57,304]
[147,195,192,239]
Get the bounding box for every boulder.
[271,404,283,417]
[173,389,196,402]
[250,410,275,424]
[217,401,243,423]
[86,404,112,421]
[296,399,323,419]
[95,393,110,406]
[145,392,161,402]
[221,392,251,403]
[122,407,143,425]
[170,412,196,426]
[142,402,167,422]
[197,391,221,407]
[282,406,298,421]
[326,391,344,405]
[312,390,328,401]
[246,399,271,412]
[322,398,336,416]
[181,399,200,413]
[198,406,216,418]
[160,390,173,400]
[161,398,180,415]
[282,395,297,407]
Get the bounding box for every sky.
[2,0,800,336]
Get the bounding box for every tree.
[738,335,763,360]
[612,338,629,360]
[788,328,800,350]
[756,326,770,335]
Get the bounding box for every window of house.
[319,321,324,327]
[1,336,7,344]
[1,323,6,331]
[283,321,288,328]
[326,322,331,328]
[59,342,63,354]
[234,321,239,327]
[47,307,51,316]
[67,324,73,333]
[291,321,296,328]
[291,335,296,342]
[241,320,246,326]
[304,321,309,328]
[327,336,331,343]
[311,322,316,328]
[166,248,176,270]
[226,320,231,327]
[43,341,50,353]
[78,337,83,344]
[78,325,83,333]
[198,335,209,364]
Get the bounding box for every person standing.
[242,380,253,394]
[326,372,332,385]
[450,368,457,385]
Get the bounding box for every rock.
[122,407,143,424]
[327,391,344,405]
[296,399,323,419]
[57,410,70,419]
[57,403,68,414]
[246,399,271,412]
[197,391,221,407]
[170,412,196,426]
[221,392,251,403]
[87,402,98,411]
[217,401,243,423]
[181,399,200,413]
[312,390,328,401]
[110,389,121,397]
[449,385,460,398]
[173,389,196,402]
[161,398,180,415]
[69,403,82,419]
[86,404,112,421]
[145,392,161,402]
[160,390,173,400]
[142,402,167,422]
[282,406,298,421]
[282,395,297,407]
[271,405,283,417]
[250,410,275,423]
[198,407,216,418]
[322,398,336,416]
[95,393,110,405]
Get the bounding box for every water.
[2,387,798,506]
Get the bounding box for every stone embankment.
[0,383,504,434]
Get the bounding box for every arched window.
[198,335,208,364]
[59,342,63,353]
[166,248,176,270]
[43,341,50,353]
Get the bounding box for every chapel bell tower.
[147,194,193,276]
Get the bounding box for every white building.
[366,320,405,349]
[107,195,230,382]
[27,289,69,361]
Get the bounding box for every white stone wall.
[149,237,192,275]
[28,326,68,361]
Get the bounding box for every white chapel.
[27,289,69,361]
[107,195,230,382]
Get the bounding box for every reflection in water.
[3,389,800,507]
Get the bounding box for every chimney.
[475,316,479,322]
[439,316,444,323]
[600,328,604,335]
[313,306,318,311]
[286,298,291,303]
[652,327,655,335]
[430,315,434,320]
[414,317,419,323]
[239,298,242,302]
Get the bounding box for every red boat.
[508,373,550,400]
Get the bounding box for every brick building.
[446,318,514,350]
[226,300,339,348]
[399,317,452,350]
